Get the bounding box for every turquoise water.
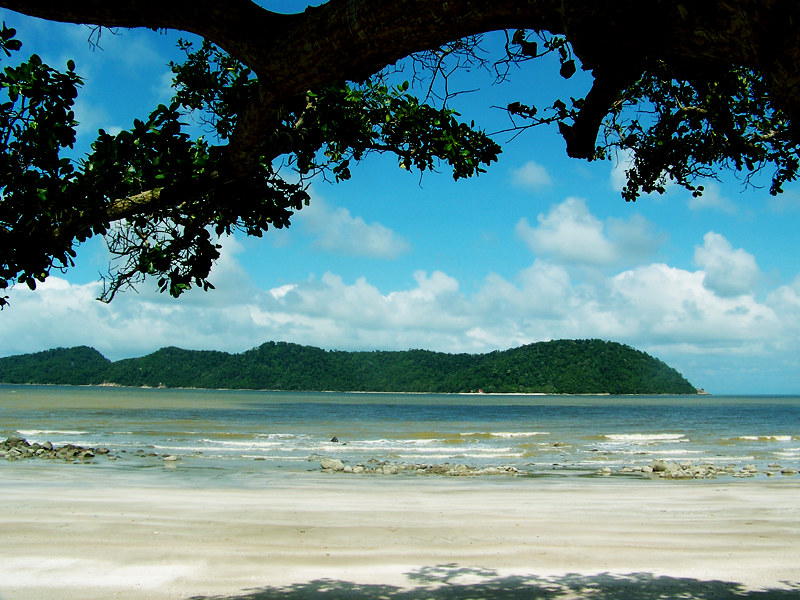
[1,385,799,484]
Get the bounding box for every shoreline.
[2,476,799,600]
[2,382,702,396]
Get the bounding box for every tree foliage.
[0,1,799,306]
[0,339,698,394]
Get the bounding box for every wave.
[773,450,800,458]
[16,429,88,437]
[733,435,794,442]
[603,433,686,442]
[460,431,551,438]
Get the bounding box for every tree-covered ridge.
[0,339,698,394]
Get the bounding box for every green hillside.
[0,339,698,394]
[0,346,111,385]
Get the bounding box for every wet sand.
[1,477,799,599]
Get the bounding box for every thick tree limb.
[3,0,799,155]
[2,0,800,202]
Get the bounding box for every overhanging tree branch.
[1,0,799,306]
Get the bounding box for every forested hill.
[0,340,698,394]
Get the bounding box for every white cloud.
[515,197,662,267]
[610,263,778,344]
[516,197,616,264]
[688,183,737,214]
[296,196,410,258]
[694,232,760,297]
[1,224,798,393]
[767,191,800,214]
[511,161,552,189]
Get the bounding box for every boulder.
[320,458,345,472]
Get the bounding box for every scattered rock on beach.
[320,458,345,472]
[1,435,113,462]
[318,458,525,477]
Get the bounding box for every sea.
[1,384,799,486]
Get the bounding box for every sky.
[1,5,799,394]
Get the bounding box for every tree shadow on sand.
[189,565,800,600]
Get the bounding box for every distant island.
[0,339,698,394]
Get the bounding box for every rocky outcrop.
[0,435,112,462]
[320,458,523,477]
[597,460,798,479]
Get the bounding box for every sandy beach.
[1,476,799,600]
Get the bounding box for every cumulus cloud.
[694,232,760,297]
[295,196,410,258]
[516,198,617,264]
[688,184,738,214]
[1,221,798,392]
[511,161,552,189]
[610,263,777,344]
[515,197,662,267]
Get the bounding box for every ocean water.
[1,385,799,485]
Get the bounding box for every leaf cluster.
[0,32,501,305]
[603,65,800,201]
[501,32,800,201]
[288,80,500,183]
[0,25,82,307]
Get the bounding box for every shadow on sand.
[188,564,800,600]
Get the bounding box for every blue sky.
[1,7,799,394]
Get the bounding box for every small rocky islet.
[1,434,110,461]
[3,435,797,479]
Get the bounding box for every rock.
[780,468,797,476]
[650,460,667,472]
[4,435,27,448]
[163,455,179,462]
[320,458,345,472]
[382,464,399,475]
[330,437,339,443]
[641,465,654,474]
[95,447,109,455]
[352,465,366,474]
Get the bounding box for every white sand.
[1,477,799,599]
